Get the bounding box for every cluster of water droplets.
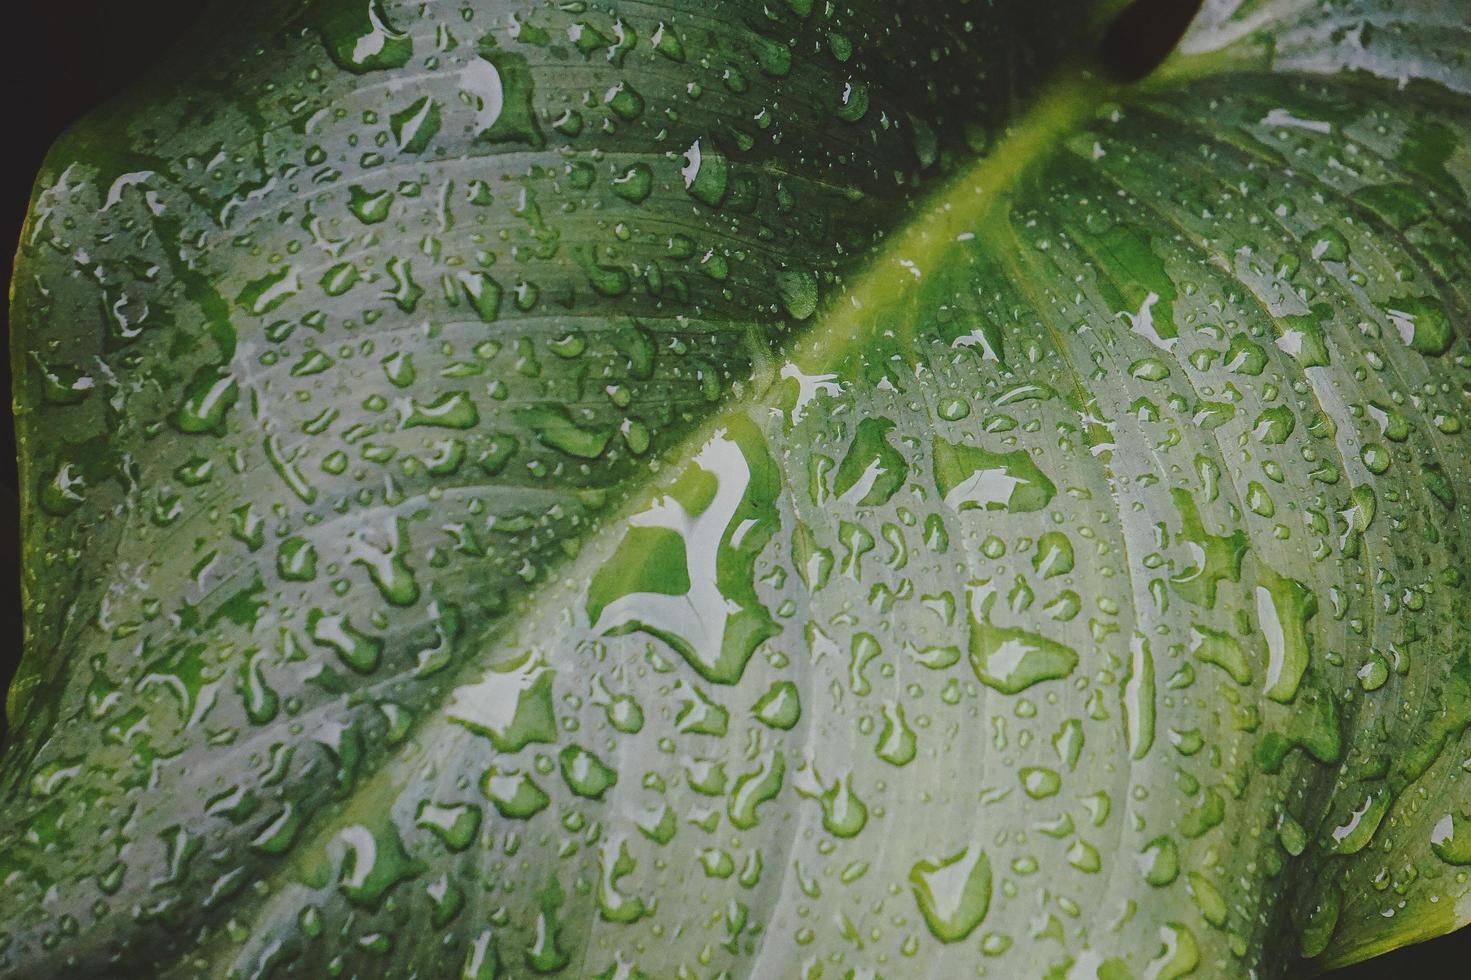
[3,0,1471,977]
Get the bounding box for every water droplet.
[415,801,481,852]
[876,702,917,766]
[482,769,550,819]
[909,846,991,943]
[1257,565,1317,703]
[933,437,1055,513]
[400,391,480,430]
[753,681,801,730]
[560,744,618,799]
[457,271,503,322]
[465,48,543,146]
[390,96,441,153]
[588,421,779,684]
[1020,767,1061,799]
[776,269,818,320]
[174,367,238,434]
[728,750,784,829]
[1139,836,1179,886]
[316,0,413,74]
[1122,633,1156,759]
[682,138,729,207]
[333,821,420,908]
[611,164,653,203]
[968,582,1078,694]
[307,610,383,673]
[603,81,645,121]
[1032,531,1074,579]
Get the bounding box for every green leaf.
[3,0,1469,978]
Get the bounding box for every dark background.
[0,2,1462,977]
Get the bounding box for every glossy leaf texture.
[2,0,1469,977]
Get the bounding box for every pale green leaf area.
[3,0,1470,976]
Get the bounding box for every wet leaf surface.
[3,0,1470,977]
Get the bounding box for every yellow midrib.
[785,70,1114,370]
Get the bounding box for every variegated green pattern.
[3,0,1469,977]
